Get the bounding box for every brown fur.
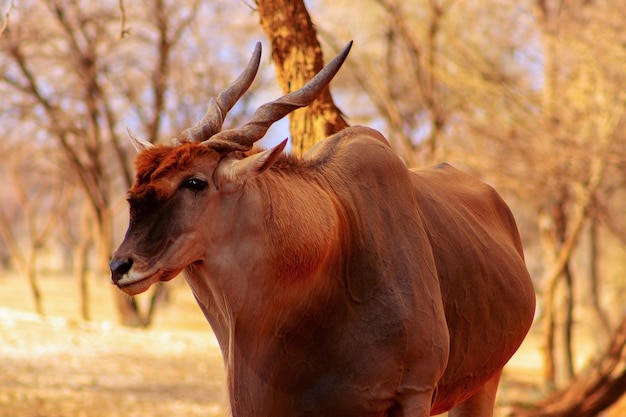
[112,126,536,417]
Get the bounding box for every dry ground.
[0,273,227,417]
[0,271,622,416]
[0,310,225,417]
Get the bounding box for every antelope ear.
[126,127,154,151]
[215,139,288,189]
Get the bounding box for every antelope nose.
[110,258,133,284]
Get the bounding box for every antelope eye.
[182,178,208,193]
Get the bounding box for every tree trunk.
[255,0,348,156]
[113,290,148,327]
[75,238,91,321]
[147,283,170,323]
[509,315,626,417]
[92,204,146,327]
[589,217,612,340]
[562,264,575,380]
[542,197,573,387]
[26,253,44,316]
[0,190,45,317]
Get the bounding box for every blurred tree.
[0,141,66,316]
[509,315,626,417]
[57,192,95,321]
[314,0,459,166]
[372,0,455,165]
[0,0,14,38]
[530,0,625,389]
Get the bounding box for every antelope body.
[111,42,535,417]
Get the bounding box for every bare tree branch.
[0,0,14,38]
[118,0,130,38]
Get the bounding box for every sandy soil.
[0,273,228,417]
[0,307,227,417]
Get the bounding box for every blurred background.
[0,0,625,416]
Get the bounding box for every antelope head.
[110,41,352,295]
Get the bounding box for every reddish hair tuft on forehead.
[129,143,217,201]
